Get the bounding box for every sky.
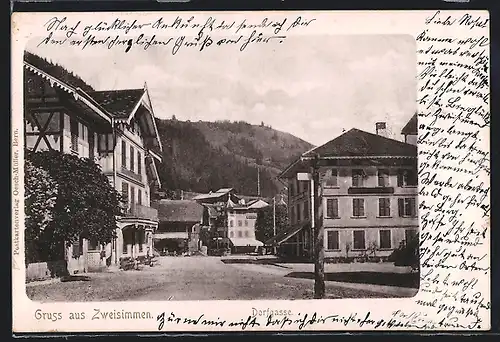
[26,34,416,146]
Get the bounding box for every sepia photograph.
[23,33,419,303]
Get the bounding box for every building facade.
[277,120,418,261]
[24,51,163,273]
[195,189,266,254]
[153,200,204,255]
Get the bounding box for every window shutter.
[411,198,417,217]
[359,199,365,217]
[398,198,404,217]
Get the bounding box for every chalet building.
[153,200,204,255]
[23,52,163,274]
[275,119,418,261]
[194,188,267,254]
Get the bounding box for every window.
[130,146,135,172]
[303,200,309,219]
[230,220,234,227]
[352,198,365,217]
[398,169,418,187]
[88,129,95,161]
[137,151,142,175]
[70,117,79,152]
[326,198,339,218]
[353,231,366,250]
[130,186,135,207]
[121,140,127,167]
[324,169,338,187]
[296,204,301,222]
[352,169,364,187]
[244,220,248,226]
[378,169,390,187]
[138,189,142,206]
[327,230,339,250]
[98,134,113,153]
[230,231,234,238]
[245,231,249,237]
[378,198,391,217]
[237,231,243,238]
[121,182,129,207]
[405,229,418,244]
[398,198,417,217]
[88,238,99,251]
[238,220,242,227]
[379,230,392,249]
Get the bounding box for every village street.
[26,257,418,302]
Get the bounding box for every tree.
[24,159,58,264]
[26,150,122,261]
[255,203,288,243]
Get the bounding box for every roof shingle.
[302,128,417,158]
[88,89,145,119]
[154,200,204,223]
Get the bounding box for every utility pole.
[273,196,277,255]
[312,154,325,299]
[257,166,260,197]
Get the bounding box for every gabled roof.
[401,113,418,135]
[154,200,204,223]
[23,61,111,124]
[87,89,145,119]
[302,128,417,159]
[216,188,234,194]
[24,52,163,155]
[247,199,269,209]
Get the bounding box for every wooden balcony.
[123,203,158,221]
[120,166,143,183]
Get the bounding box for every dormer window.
[398,169,417,187]
[352,169,365,187]
[378,169,390,187]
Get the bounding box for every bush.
[389,236,419,269]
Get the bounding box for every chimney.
[376,122,388,137]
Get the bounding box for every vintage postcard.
[11,10,490,333]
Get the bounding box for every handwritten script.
[37,15,316,54]
[415,10,490,329]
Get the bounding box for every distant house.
[226,200,266,253]
[194,188,267,254]
[23,51,162,276]
[275,121,418,260]
[153,200,204,254]
[192,188,240,204]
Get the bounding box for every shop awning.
[153,232,188,240]
[265,225,304,246]
[229,238,264,247]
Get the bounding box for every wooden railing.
[123,203,158,221]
